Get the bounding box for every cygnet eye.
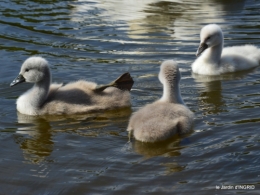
[25,68,29,72]
[206,36,211,41]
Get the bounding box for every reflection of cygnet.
[10,57,134,115]
[192,24,260,75]
[127,60,194,143]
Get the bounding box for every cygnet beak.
[196,42,208,57]
[10,74,25,87]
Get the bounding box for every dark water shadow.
[213,0,245,11]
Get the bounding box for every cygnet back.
[127,60,194,143]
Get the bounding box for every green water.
[0,0,260,194]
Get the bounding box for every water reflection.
[129,134,188,158]
[162,162,186,175]
[67,0,248,73]
[197,80,225,115]
[70,0,246,41]
[193,68,257,115]
[128,135,191,175]
[14,108,132,163]
[15,113,53,164]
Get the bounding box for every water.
[0,0,260,194]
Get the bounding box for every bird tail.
[94,72,134,92]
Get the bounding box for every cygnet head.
[158,60,181,87]
[196,24,223,57]
[10,57,50,87]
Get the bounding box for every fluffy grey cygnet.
[192,24,260,75]
[127,60,194,143]
[10,57,134,115]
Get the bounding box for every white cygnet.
[127,60,194,143]
[10,57,134,115]
[192,24,260,75]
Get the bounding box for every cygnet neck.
[160,80,184,105]
[29,72,51,108]
[203,41,223,65]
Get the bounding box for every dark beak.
[10,74,25,87]
[196,42,208,57]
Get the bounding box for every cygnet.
[192,24,260,75]
[127,60,194,143]
[10,57,134,115]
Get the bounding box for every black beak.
[10,74,25,87]
[196,42,208,57]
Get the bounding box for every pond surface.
[0,0,260,194]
